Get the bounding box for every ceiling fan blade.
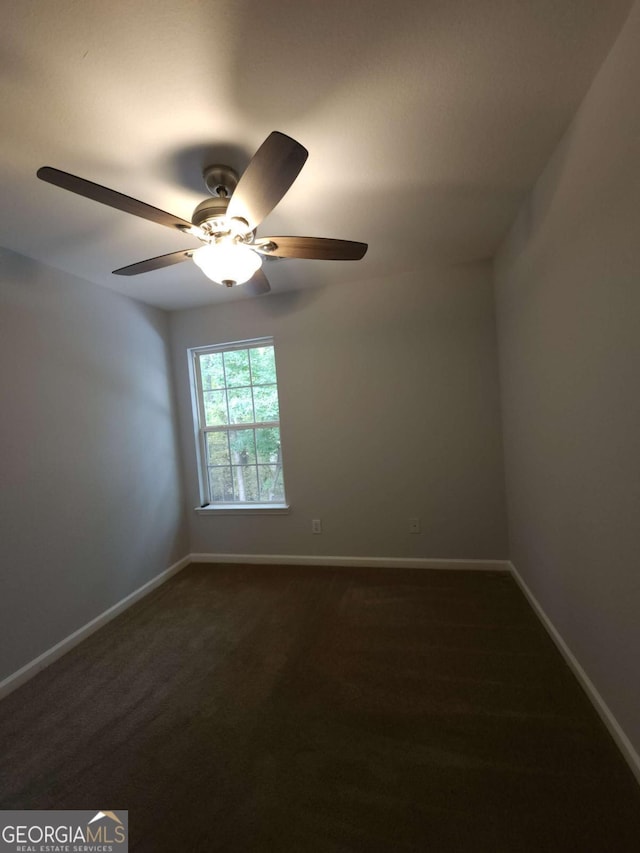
[113,249,193,276]
[241,268,271,297]
[226,132,308,230]
[255,236,368,261]
[37,167,196,233]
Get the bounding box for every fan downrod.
[203,164,238,198]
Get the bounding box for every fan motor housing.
[191,196,229,230]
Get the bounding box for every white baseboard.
[509,560,640,785]
[190,552,510,571]
[0,555,191,701]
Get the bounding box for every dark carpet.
[1,563,639,852]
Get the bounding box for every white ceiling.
[0,0,632,310]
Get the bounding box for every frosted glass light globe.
[192,242,262,286]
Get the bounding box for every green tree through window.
[192,340,287,505]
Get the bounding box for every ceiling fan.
[36,131,368,297]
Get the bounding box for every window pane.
[228,387,254,423]
[203,390,228,426]
[229,429,256,465]
[255,428,281,464]
[223,349,251,388]
[249,346,277,385]
[206,432,230,466]
[232,465,259,502]
[199,352,225,390]
[258,464,285,502]
[193,340,286,506]
[208,466,234,502]
[253,384,280,422]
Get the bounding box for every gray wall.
[0,248,188,681]
[171,262,508,560]
[494,2,640,754]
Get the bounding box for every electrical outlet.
[409,517,421,534]
[312,518,322,534]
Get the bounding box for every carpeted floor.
[1,563,639,852]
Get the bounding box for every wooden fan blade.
[37,167,195,233]
[255,236,368,260]
[226,132,308,230]
[113,250,193,276]
[241,268,271,297]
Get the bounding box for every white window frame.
[189,337,289,514]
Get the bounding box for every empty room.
[1,1,639,850]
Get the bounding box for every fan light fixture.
[192,241,262,287]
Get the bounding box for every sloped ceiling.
[0,0,633,309]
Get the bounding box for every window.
[190,338,287,509]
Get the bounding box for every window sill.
[194,504,290,515]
